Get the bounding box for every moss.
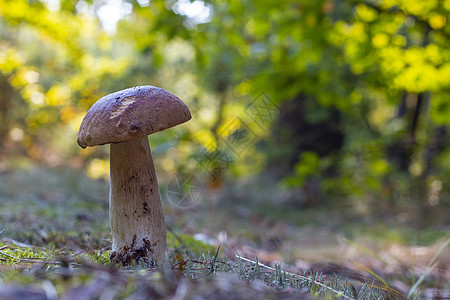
[167,231,216,257]
[0,242,50,266]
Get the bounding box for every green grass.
[1,230,448,299]
[0,240,397,299]
[0,165,449,299]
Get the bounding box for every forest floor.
[0,165,449,299]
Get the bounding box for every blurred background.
[0,0,449,269]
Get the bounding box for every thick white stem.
[109,137,166,262]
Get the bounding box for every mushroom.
[77,86,191,264]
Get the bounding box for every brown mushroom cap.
[77,86,191,148]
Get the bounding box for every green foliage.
[0,0,449,218]
[284,151,320,187]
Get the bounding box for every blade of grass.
[352,261,388,288]
[206,244,221,275]
[345,237,411,287]
[344,238,389,266]
[353,261,406,299]
[408,238,450,298]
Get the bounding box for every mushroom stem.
[109,137,166,263]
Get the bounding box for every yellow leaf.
[372,33,389,48]
[429,14,446,30]
[355,4,378,22]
